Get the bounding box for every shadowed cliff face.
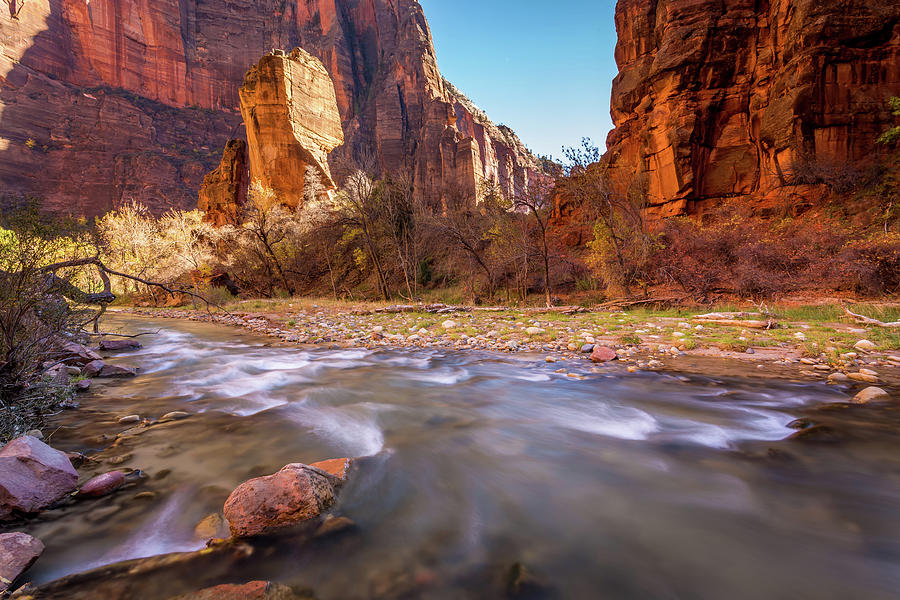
[0,0,540,217]
[604,0,900,220]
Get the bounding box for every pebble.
[854,340,877,352]
[827,372,849,383]
[442,320,457,330]
[117,415,140,424]
[160,411,190,422]
[847,372,879,383]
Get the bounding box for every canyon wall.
[0,0,540,217]
[239,49,344,212]
[605,0,900,220]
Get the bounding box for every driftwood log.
[842,305,900,328]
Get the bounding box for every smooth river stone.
[78,471,126,498]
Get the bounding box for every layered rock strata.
[197,140,249,226]
[604,0,900,220]
[0,0,540,217]
[238,49,344,211]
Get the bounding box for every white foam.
[286,403,386,456]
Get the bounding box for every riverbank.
[119,300,900,388]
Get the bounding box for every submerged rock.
[0,532,44,594]
[193,513,229,541]
[77,471,126,499]
[0,436,78,520]
[224,463,340,538]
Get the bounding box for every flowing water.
[12,316,900,599]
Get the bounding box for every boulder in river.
[168,581,313,599]
[0,532,44,594]
[309,458,353,485]
[0,436,78,520]
[589,346,617,363]
[98,339,143,352]
[77,471,126,499]
[83,360,138,379]
[224,463,340,538]
[852,387,889,404]
[54,342,102,366]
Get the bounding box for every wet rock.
[24,430,43,441]
[589,346,617,363]
[847,372,879,384]
[55,342,102,366]
[580,344,594,354]
[133,492,157,501]
[786,419,815,430]
[83,360,138,379]
[224,463,337,538]
[0,532,44,594]
[312,515,357,539]
[786,424,843,443]
[0,436,78,520]
[852,387,889,404]
[309,458,353,485]
[168,581,310,600]
[78,471,126,499]
[98,339,143,352]
[827,373,848,384]
[160,411,190,422]
[117,415,140,424]
[194,513,230,540]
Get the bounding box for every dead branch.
[39,256,226,313]
[842,305,900,328]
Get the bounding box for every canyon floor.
[120,299,900,389]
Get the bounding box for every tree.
[561,138,652,296]
[335,171,391,301]
[514,180,554,307]
[228,181,299,297]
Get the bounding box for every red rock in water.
[77,471,126,498]
[0,437,78,520]
[98,339,142,352]
[83,360,138,379]
[169,581,307,600]
[309,458,353,484]
[0,532,44,594]
[590,346,618,363]
[223,463,337,538]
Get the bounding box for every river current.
[14,316,900,599]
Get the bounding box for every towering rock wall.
[0,0,540,217]
[239,49,344,211]
[606,0,900,220]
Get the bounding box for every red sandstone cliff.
[0,0,540,216]
[604,0,900,220]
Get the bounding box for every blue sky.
[419,0,618,160]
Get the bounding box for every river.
[14,315,900,599]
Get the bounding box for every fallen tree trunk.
[842,306,900,328]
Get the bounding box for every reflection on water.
[13,316,900,599]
